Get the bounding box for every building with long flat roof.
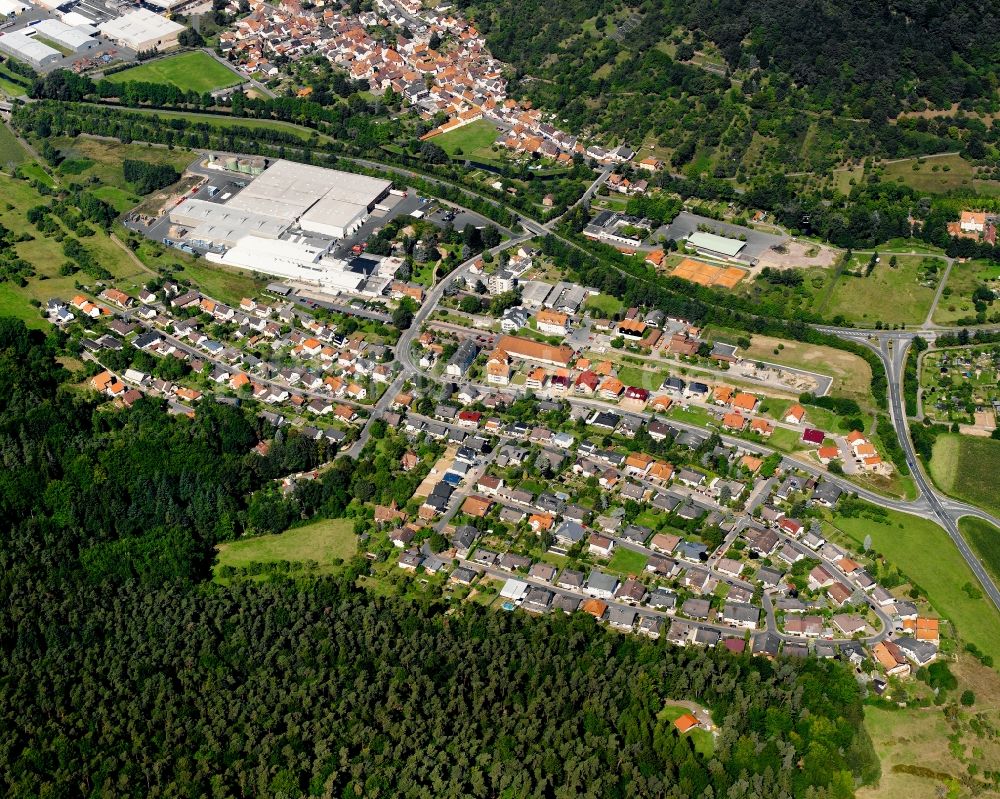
[226,159,392,239]
[0,29,60,68]
[31,18,100,52]
[171,198,289,247]
[206,235,366,291]
[99,8,185,52]
[686,230,746,259]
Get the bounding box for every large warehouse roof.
[0,29,60,65]
[171,198,289,246]
[32,18,98,50]
[99,9,184,48]
[226,160,391,226]
[686,231,746,258]
[0,0,29,16]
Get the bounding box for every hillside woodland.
[0,319,882,797]
[459,0,1000,176]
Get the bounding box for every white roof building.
[32,18,99,51]
[226,160,392,239]
[500,579,529,602]
[170,198,289,247]
[0,29,60,68]
[0,0,29,16]
[206,236,367,292]
[99,9,185,52]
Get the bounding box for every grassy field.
[958,517,1000,585]
[0,173,151,325]
[929,434,1000,518]
[934,259,997,325]
[741,334,873,404]
[860,673,1000,799]
[823,255,939,326]
[826,505,1000,663]
[607,547,649,576]
[433,119,502,163]
[0,123,28,171]
[104,52,242,93]
[53,135,194,190]
[880,153,1000,196]
[214,518,357,579]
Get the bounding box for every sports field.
[671,257,747,288]
[214,518,357,580]
[929,434,1000,518]
[104,52,242,93]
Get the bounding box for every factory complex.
[168,159,396,292]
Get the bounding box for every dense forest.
[0,320,882,796]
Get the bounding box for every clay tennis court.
[671,258,747,289]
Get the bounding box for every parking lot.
[655,212,788,264]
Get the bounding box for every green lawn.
[823,255,938,326]
[584,293,624,317]
[607,546,649,575]
[174,257,268,308]
[17,162,55,187]
[214,518,357,580]
[929,434,1000,518]
[827,504,1000,663]
[0,123,28,170]
[0,75,28,98]
[92,185,141,213]
[658,704,714,758]
[958,517,1000,585]
[617,364,666,391]
[105,51,242,93]
[433,119,502,163]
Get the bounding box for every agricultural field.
[958,517,1000,585]
[821,254,941,326]
[826,503,1000,664]
[104,51,242,93]
[213,518,357,581]
[878,152,1000,196]
[432,119,504,163]
[920,344,1000,425]
[0,173,151,326]
[934,259,1000,325]
[929,434,1000,518]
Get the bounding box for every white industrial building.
[0,29,61,69]
[98,8,185,52]
[225,160,392,239]
[171,198,289,248]
[206,236,367,292]
[31,18,100,52]
[0,0,29,17]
